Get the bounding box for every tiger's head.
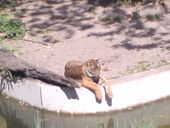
[84,59,101,79]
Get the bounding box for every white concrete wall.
[1,66,170,114]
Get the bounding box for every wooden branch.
[0,48,79,88]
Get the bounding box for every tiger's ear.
[100,60,104,65]
[95,59,99,63]
[95,59,100,65]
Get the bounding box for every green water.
[0,95,170,128]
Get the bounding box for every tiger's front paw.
[95,89,102,101]
[106,86,113,99]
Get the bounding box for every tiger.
[64,59,113,101]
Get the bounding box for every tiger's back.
[64,61,84,80]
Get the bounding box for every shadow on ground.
[12,0,95,43]
[112,19,170,51]
[87,4,170,51]
[5,0,170,50]
[89,16,170,51]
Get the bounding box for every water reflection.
[0,115,7,128]
[158,124,170,128]
[97,118,114,128]
[0,95,170,128]
[0,99,28,128]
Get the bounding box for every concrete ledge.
[1,66,170,114]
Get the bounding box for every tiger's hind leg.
[81,77,102,101]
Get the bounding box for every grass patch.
[0,100,28,128]
[0,0,23,9]
[2,45,20,53]
[97,117,155,128]
[123,119,154,128]
[0,66,14,92]
[0,0,13,9]
[32,111,57,128]
[145,14,161,21]
[126,59,170,75]
[157,59,170,67]
[113,0,153,6]
[132,11,141,20]
[127,61,150,74]
[99,14,123,24]
[0,13,25,40]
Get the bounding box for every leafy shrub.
[0,14,25,39]
[127,61,150,74]
[0,0,23,8]
[132,11,141,20]
[0,0,13,8]
[0,66,13,92]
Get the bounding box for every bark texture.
[0,48,79,87]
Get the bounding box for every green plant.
[32,111,57,128]
[114,0,153,6]
[0,101,28,128]
[145,14,161,21]
[137,119,154,128]
[0,55,24,92]
[113,16,123,23]
[14,10,25,18]
[0,0,23,9]
[0,66,13,92]
[99,14,123,24]
[157,59,169,67]
[127,61,150,74]
[0,14,25,39]
[132,11,141,20]
[114,0,129,6]
[0,0,13,9]
[158,124,170,128]
[123,119,155,128]
[33,111,42,128]
[97,118,114,128]
[143,0,153,5]
[4,45,20,53]
[0,115,7,128]
[97,122,104,128]
[0,36,4,43]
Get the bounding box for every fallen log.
[0,48,79,87]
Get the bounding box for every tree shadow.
[88,5,170,51]
[7,0,170,49]
[112,39,160,50]
[12,0,95,44]
[88,25,126,38]
[112,18,170,50]
[87,7,130,39]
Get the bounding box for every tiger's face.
[84,59,101,79]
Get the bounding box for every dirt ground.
[1,0,170,84]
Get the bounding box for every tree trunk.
[0,48,79,88]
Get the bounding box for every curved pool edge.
[1,65,170,114]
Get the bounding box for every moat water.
[0,95,170,128]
